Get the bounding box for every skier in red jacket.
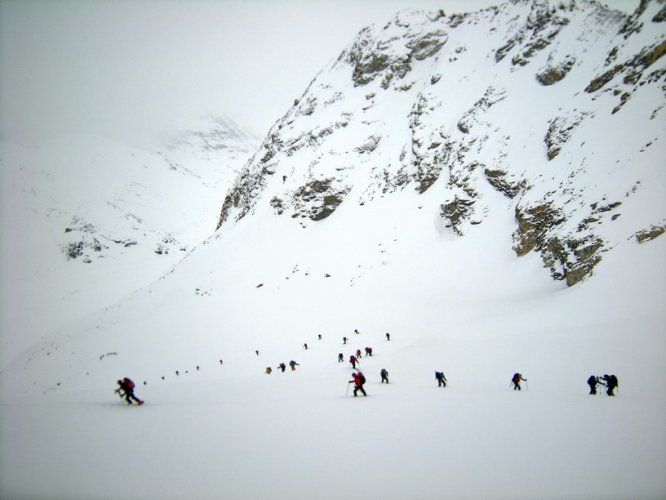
[116,378,143,405]
[350,372,367,397]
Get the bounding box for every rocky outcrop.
[270,178,351,221]
[484,168,525,198]
[441,197,476,235]
[536,55,575,85]
[585,39,666,113]
[634,224,665,243]
[544,112,590,160]
[512,203,605,285]
[495,1,570,64]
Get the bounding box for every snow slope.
[0,116,259,367]
[1,1,665,499]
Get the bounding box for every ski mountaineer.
[350,372,367,397]
[349,355,358,369]
[386,332,391,341]
[600,374,618,396]
[512,373,527,390]
[338,353,344,363]
[289,360,299,371]
[587,375,599,395]
[380,368,389,384]
[116,378,143,405]
[265,367,272,375]
[435,371,447,387]
[278,363,287,373]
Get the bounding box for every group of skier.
[114,327,619,405]
[587,374,619,396]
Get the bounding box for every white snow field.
[1,186,664,500]
[1,0,665,499]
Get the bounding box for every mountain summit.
[217,0,665,286]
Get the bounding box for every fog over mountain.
[0,1,664,499]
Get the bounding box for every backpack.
[358,372,366,384]
[123,378,135,390]
[435,371,442,380]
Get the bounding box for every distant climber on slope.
[289,360,300,371]
[435,371,447,387]
[512,373,527,391]
[380,368,389,384]
[600,374,618,396]
[116,377,143,405]
[350,355,358,369]
[587,375,599,395]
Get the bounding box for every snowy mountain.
[0,116,259,366]
[218,0,665,287]
[1,1,665,499]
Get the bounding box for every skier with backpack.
[289,360,299,371]
[435,371,447,387]
[380,368,389,384]
[600,374,618,396]
[512,373,527,390]
[115,377,143,405]
[349,355,358,369]
[350,372,367,397]
[587,375,599,395]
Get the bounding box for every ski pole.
[345,381,352,397]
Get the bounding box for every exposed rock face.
[271,178,351,221]
[536,55,575,85]
[635,224,665,243]
[216,0,666,287]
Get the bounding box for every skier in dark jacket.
[587,375,598,395]
[380,368,389,384]
[116,378,143,405]
[435,371,447,387]
[351,372,367,397]
[512,373,527,390]
[289,360,299,371]
[338,353,344,363]
[278,363,287,373]
[600,374,618,396]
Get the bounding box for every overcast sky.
[0,0,637,149]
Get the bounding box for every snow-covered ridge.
[216,0,665,286]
